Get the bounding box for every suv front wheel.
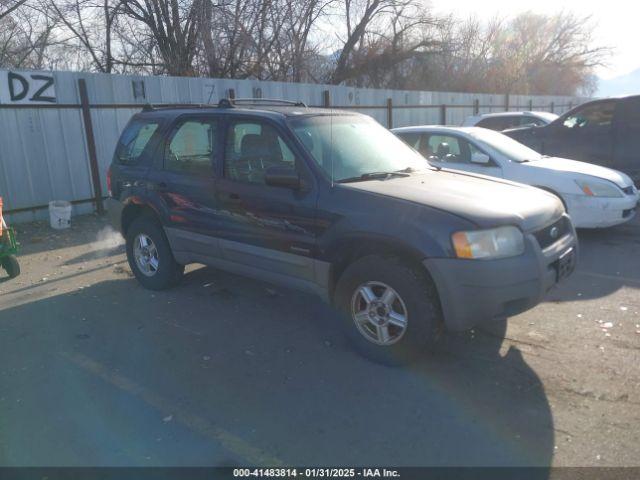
[126,216,184,290]
[334,255,442,365]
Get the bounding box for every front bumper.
[565,193,639,228]
[424,215,577,331]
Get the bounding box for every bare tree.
[415,11,609,95]
[328,0,440,85]
[0,0,28,20]
[119,0,202,76]
[0,0,63,69]
[0,0,608,96]
[44,0,122,72]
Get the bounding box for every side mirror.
[265,165,302,189]
[470,152,491,165]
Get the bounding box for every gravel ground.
[0,213,638,467]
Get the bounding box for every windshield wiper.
[336,170,412,183]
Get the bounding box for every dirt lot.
[0,213,639,467]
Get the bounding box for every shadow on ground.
[0,266,554,472]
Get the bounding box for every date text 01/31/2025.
[233,468,400,478]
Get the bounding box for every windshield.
[469,128,543,162]
[289,115,426,182]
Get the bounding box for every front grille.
[622,186,635,195]
[533,217,570,250]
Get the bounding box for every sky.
[429,0,638,80]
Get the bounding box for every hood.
[525,157,633,188]
[344,170,564,232]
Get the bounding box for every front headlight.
[575,179,623,198]
[452,226,525,260]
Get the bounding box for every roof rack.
[141,98,308,112]
[218,98,308,108]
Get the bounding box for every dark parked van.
[107,100,577,364]
[505,95,640,184]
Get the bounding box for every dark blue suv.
[107,99,577,364]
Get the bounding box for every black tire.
[126,216,184,290]
[1,255,20,279]
[334,255,442,366]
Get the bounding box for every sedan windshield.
[289,115,426,182]
[469,128,543,162]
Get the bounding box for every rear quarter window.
[115,119,160,164]
[396,132,421,149]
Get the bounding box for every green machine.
[0,206,20,279]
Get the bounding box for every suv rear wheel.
[126,216,184,290]
[334,255,442,365]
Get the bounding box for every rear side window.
[165,119,217,176]
[396,132,433,158]
[521,116,546,127]
[477,117,509,131]
[396,132,421,149]
[115,119,159,164]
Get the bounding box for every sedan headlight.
[575,180,623,198]
[452,226,525,260]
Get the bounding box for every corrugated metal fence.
[0,68,587,223]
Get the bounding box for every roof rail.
[218,98,308,108]
[141,103,215,112]
[141,98,309,112]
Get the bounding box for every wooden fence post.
[440,104,447,125]
[78,78,104,215]
[323,90,331,108]
[474,99,479,115]
[550,101,555,113]
[505,93,510,111]
[387,98,393,129]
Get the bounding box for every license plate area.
[555,247,576,281]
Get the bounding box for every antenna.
[330,106,334,187]
[323,90,334,187]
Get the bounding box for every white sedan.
[392,126,639,228]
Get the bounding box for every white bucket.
[49,200,72,229]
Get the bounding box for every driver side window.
[165,119,216,176]
[426,135,465,163]
[225,121,296,185]
[424,135,488,165]
[562,101,615,129]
